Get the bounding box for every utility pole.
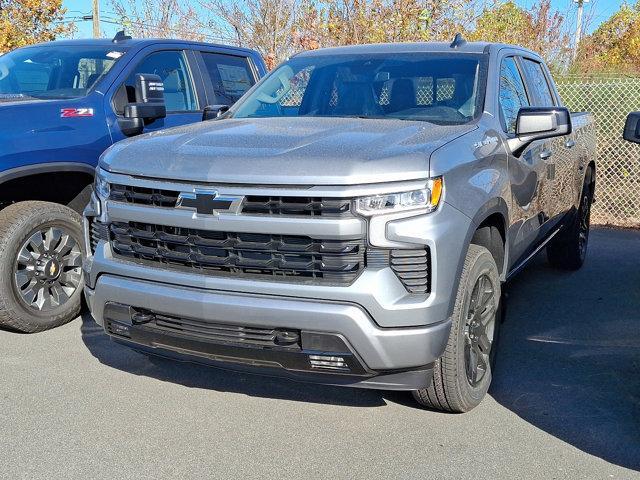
[92,0,100,38]
[572,0,589,61]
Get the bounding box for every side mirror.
[118,74,167,136]
[507,106,572,157]
[202,104,230,121]
[623,112,640,144]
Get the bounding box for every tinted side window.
[499,57,529,134]
[124,50,197,112]
[521,58,555,106]
[201,53,255,104]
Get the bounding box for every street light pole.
[573,0,589,61]
[92,0,100,38]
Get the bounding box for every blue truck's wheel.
[0,201,85,333]
[413,244,501,412]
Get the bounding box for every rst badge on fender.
[60,108,94,118]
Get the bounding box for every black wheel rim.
[464,273,497,387]
[14,227,83,311]
[578,192,591,259]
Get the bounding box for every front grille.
[109,222,365,284]
[150,312,301,349]
[109,184,353,217]
[390,248,431,294]
[110,184,179,208]
[241,196,351,217]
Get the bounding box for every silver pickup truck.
[83,37,596,412]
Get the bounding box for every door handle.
[539,150,553,160]
[565,139,576,148]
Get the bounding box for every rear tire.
[413,244,501,413]
[0,201,85,333]
[547,167,594,270]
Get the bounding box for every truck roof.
[20,37,259,57]
[295,40,542,59]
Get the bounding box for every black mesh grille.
[390,248,431,294]
[109,222,365,284]
[150,312,301,349]
[109,185,353,217]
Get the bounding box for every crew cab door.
[109,49,203,141]
[519,57,577,226]
[499,56,548,265]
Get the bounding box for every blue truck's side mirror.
[119,74,167,136]
[623,112,640,144]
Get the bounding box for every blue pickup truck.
[0,32,266,332]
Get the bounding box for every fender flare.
[0,162,96,186]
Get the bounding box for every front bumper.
[85,275,451,390]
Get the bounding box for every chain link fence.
[556,74,640,228]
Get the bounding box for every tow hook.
[131,310,155,325]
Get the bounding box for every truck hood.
[101,117,476,185]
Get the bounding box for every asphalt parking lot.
[1,227,639,479]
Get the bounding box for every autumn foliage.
[0,0,73,53]
[573,1,640,74]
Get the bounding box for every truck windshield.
[232,53,485,125]
[0,45,129,100]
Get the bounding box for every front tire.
[413,244,501,413]
[0,201,85,333]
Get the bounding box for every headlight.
[93,170,110,199]
[355,177,443,216]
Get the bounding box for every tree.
[293,0,476,51]
[467,0,570,70]
[111,0,208,41]
[574,2,640,74]
[0,0,73,53]
[199,0,300,67]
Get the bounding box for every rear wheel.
[413,244,501,413]
[547,167,594,270]
[0,201,85,333]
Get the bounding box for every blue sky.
[63,0,626,39]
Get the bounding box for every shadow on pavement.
[80,228,640,468]
[490,228,640,471]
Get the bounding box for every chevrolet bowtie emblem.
[176,189,243,215]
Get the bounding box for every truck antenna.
[112,30,132,43]
[450,33,467,49]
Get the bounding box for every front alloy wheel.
[0,201,85,333]
[463,273,497,387]
[14,227,83,311]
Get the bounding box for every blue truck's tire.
[413,244,501,412]
[0,201,85,333]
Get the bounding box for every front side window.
[231,53,485,125]
[200,52,255,104]
[0,46,127,100]
[123,51,197,112]
[498,57,529,134]
[521,58,555,107]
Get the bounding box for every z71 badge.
[60,108,94,118]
